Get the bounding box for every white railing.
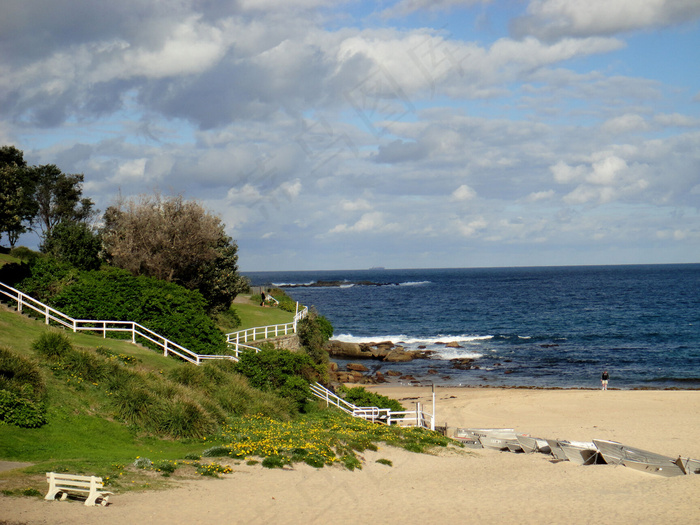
[0,281,257,364]
[226,304,308,345]
[1,279,436,430]
[310,382,435,430]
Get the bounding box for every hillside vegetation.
[0,252,449,499]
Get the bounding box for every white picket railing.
[0,280,257,364]
[1,280,436,431]
[309,382,435,430]
[226,304,308,345]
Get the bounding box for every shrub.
[197,462,232,477]
[0,389,47,428]
[9,246,38,261]
[158,397,214,439]
[31,331,73,362]
[261,455,288,469]
[202,445,231,457]
[50,267,228,355]
[64,349,108,383]
[297,313,331,368]
[337,386,405,412]
[0,346,46,400]
[233,347,320,411]
[40,221,102,271]
[167,365,207,388]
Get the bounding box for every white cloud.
[601,114,649,135]
[513,0,700,39]
[654,113,700,127]
[328,212,386,234]
[526,190,555,202]
[341,199,372,211]
[452,184,477,201]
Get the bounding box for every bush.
[338,386,405,412]
[297,313,331,368]
[233,347,321,411]
[50,267,228,355]
[31,331,73,362]
[202,445,231,457]
[40,221,102,271]
[0,346,46,401]
[8,256,78,302]
[0,389,47,428]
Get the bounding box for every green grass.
[0,267,454,500]
[227,298,296,332]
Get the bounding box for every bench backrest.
[46,472,104,489]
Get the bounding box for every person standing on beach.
[601,370,609,390]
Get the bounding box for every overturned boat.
[452,428,483,448]
[516,433,552,454]
[558,441,605,465]
[593,439,686,477]
[465,428,520,452]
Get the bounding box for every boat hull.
[516,434,551,454]
[593,439,686,477]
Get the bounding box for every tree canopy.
[102,193,248,311]
[0,146,95,248]
[0,146,36,247]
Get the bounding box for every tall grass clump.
[0,346,47,428]
[0,346,46,400]
[31,331,73,361]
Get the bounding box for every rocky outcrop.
[326,340,433,362]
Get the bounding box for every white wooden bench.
[45,472,112,506]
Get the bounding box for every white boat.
[452,428,482,448]
[674,456,700,475]
[558,441,603,465]
[516,434,551,454]
[466,428,518,451]
[545,439,569,461]
[593,439,686,477]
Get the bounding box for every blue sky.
[1,0,699,271]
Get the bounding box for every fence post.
[73,319,77,333]
[103,322,107,338]
[17,294,22,313]
[131,324,136,344]
[45,305,49,325]
[164,340,168,357]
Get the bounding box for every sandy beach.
[2,387,699,525]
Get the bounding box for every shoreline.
[2,386,698,524]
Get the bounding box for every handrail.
[310,382,434,430]
[0,280,257,364]
[1,279,435,430]
[226,304,308,345]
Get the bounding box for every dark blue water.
[244,265,700,389]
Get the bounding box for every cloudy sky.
[2,0,699,271]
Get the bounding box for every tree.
[32,164,95,239]
[0,146,37,248]
[40,221,102,270]
[101,193,247,311]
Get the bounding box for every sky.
[1,0,699,271]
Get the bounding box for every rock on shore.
[326,340,433,362]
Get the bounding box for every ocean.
[243,265,700,390]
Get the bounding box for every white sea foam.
[271,281,316,287]
[398,280,431,286]
[334,333,492,345]
[333,333,488,359]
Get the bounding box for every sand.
[2,387,699,525]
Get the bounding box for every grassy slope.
[0,256,300,491]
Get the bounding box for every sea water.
[243,265,700,389]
